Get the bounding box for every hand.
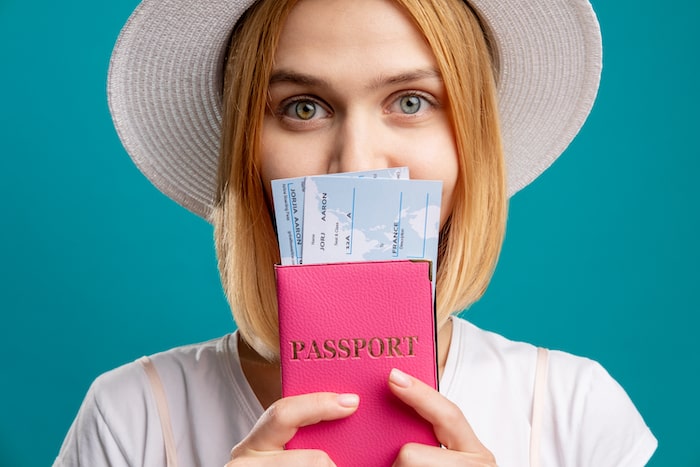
[225,392,359,466]
[388,368,497,466]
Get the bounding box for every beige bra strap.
[139,356,179,467]
[530,347,549,467]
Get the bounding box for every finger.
[393,442,496,467]
[388,368,485,453]
[242,392,359,452]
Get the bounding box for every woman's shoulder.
[90,334,234,398]
[448,315,607,377]
[89,332,263,424]
[445,317,657,466]
[446,316,643,410]
[64,335,233,419]
[55,332,260,466]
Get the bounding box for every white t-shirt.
[54,317,657,466]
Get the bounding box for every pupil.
[295,101,316,120]
[401,96,421,114]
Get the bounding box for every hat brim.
[108,0,602,219]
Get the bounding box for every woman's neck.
[238,337,282,409]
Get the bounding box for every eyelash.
[276,95,331,120]
[386,91,438,116]
[273,90,439,125]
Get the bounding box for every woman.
[56,0,657,465]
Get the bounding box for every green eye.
[399,95,421,114]
[279,97,330,123]
[295,101,317,120]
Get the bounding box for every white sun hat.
[108,0,602,219]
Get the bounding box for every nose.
[330,112,389,173]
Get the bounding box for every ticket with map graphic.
[271,168,409,265]
[301,176,442,283]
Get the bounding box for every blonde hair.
[213,0,506,361]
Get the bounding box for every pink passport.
[276,260,439,466]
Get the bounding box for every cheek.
[404,134,459,228]
[439,167,458,227]
[260,119,330,189]
[435,161,458,228]
[436,129,459,227]
[259,122,305,204]
[259,121,287,194]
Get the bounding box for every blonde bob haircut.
[213,0,507,361]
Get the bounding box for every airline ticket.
[271,167,409,265]
[301,176,442,282]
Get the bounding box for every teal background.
[0,0,698,465]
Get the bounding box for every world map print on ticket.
[301,176,442,287]
[271,168,409,265]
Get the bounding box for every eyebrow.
[269,70,329,87]
[369,68,443,89]
[268,68,443,90]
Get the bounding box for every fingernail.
[337,393,360,408]
[389,368,412,388]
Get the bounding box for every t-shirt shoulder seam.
[149,335,229,358]
[91,380,132,463]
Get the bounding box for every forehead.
[273,0,436,74]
